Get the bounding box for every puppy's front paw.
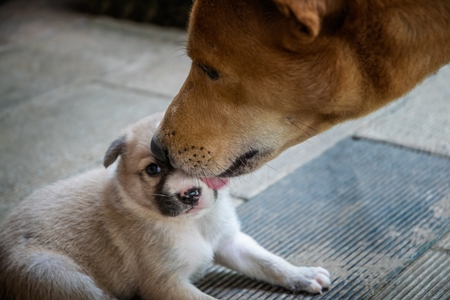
[287,266,330,294]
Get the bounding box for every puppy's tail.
[0,247,112,300]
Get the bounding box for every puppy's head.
[104,113,228,218]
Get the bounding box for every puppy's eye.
[145,163,161,176]
[199,64,219,80]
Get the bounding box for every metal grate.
[196,138,450,299]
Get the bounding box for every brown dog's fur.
[153,0,450,177]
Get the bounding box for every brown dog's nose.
[151,135,168,162]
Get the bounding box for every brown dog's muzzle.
[151,129,267,178]
[149,97,316,178]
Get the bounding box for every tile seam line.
[91,79,175,100]
[0,15,85,53]
[0,76,173,119]
[430,247,450,255]
[351,135,450,160]
[373,251,445,300]
[369,225,450,300]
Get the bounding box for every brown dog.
[151,0,450,177]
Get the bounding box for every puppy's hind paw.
[289,266,331,294]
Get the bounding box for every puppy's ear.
[103,136,126,168]
[273,0,326,38]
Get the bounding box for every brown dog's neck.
[264,0,450,102]
[290,0,450,123]
[302,0,450,123]
[341,0,450,106]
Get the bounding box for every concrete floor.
[1,1,449,299]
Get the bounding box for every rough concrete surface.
[0,0,449,299]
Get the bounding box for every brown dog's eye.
[145,163,161,176]
[199,64,219,80]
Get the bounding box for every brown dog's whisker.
[265,163,280,174]
[150,193,170,198]
[295,120,318,133]
[238,157,249,170]
[174,40,188,47]
[169,51,189,63]
[208,159,229,175]
[286,117,314,138]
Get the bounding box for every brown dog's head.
[151,0,394,177]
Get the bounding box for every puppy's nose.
[180,187,201,205]
[151,134,168,162]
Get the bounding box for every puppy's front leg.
[215,232,330,294]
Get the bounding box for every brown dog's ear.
[103,136,126,168]
[273,0,326,37]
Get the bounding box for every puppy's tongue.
[201,177,229,190]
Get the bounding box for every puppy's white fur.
[0,113,330,300]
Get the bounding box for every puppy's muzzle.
[179,187,201,206]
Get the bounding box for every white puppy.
[0,114,330,300]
